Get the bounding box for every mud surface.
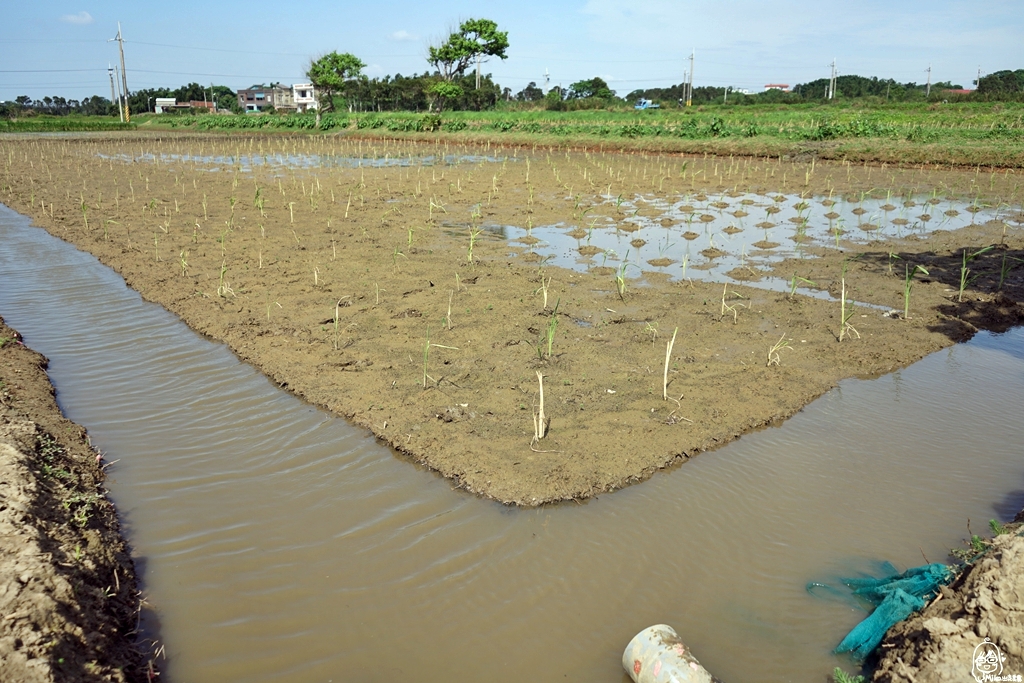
[1,133,1022,505]
[874,516,1024,683]
[0,317,149,682]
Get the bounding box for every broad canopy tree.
[426,18,508,111]
[307,51,366,126]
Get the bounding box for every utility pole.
[681,70,688,106]
[828,59,837,100]
[544,68,550,94]
[925,64,932,98]
[686,50,695,107]
[108,65,122,122]
[113,65,124,121]
[475,53,481,90]
[109,23,130,121]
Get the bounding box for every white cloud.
[60,11,94,25]
[391,30,417,42]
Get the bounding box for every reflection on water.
[1,202,1023,683]
[506,191,1022,298]
[96,151,514,172]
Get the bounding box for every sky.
[1,0,1022,103]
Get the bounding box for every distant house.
[293,83,317,112]
[154,98,176,114]
[943,89,974,95]
[237,84,296,112]
[154,99,216,114]
[764,84,790,92]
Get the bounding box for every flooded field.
[0,134,1022,680]
[1,201,1023,681]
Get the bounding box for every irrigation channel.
[2,200,1024,682]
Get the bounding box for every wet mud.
[1,134,1022,505]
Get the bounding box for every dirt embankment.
[0,318,151,682]
[873,516,1024,683]
[1,134,1022,506]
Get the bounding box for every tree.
[567,77,615,100]
[307,51,366,127]
[977,69,1024,95]
[428,18,508,83]
[428,81,464,112]
[515,82,544,102]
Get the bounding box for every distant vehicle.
[634,99,661,110]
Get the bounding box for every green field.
[0,116,136,133]
[7,102,1023,167]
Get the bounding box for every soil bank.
[0,317,149,682]
[873,514,1024,683]
[1,133,1022,505]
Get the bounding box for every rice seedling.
[957,246,994,302]
[421,326,458,389]
[720,283,748,323]
[535,275,552,310]
[615,250,637,300]
[663,326,678,401]
[392,246,406,272]
[543,299,561,359]
[838,264,859,341]
[216,261,234,298]
[905,266,929,321]
[467,226,482,263]
[788,275,816,298]
[179,249,189,276]
[532,370,549,443]
[998,254,1023,291]
[644,321,659,345]
[332,298,349,350]
[254,186,265,217]
[767,334,792,366]
[445,291,454,330]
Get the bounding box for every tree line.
[3,13,1022,121]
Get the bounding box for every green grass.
[128,101,1024,166]
[0,115,136,132]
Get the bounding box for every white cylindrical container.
[622,624,719,683]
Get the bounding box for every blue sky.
[1,1,1021,102]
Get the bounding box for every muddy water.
[1,201,1023,682]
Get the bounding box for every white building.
[154,97,176,114]
[293,83,317,112]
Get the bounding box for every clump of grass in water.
[788,274,816,299]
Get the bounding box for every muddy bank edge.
[0,317,152,682]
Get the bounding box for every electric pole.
[114,66,124,121]
[108,65,122,122]
[544,68,550,95]
[686,50,695,107]
[475,53,481,90]
[925,64,932,98]
[109,23,130,121]
[828,59,837,100]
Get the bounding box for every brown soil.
[873,515,1024,683]
[1,133,1022,507]
[0,318,150,682]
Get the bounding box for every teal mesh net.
[809,563,953,661]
